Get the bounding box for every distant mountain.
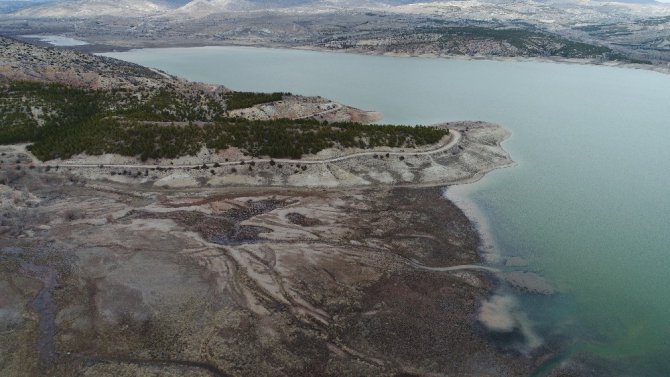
[605,0,660,3]
[174,0,341,14]
[172,0,426,15]
[0,1,52,14]
[592,0,660,3]
[10,0,172,17]
[153,0,191,6]
[176,0,668,8]
[5,0,669,18]
[174,0,244,14]
[4,0,437,17]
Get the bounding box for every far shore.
[54,37,670,77]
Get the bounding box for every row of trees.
[29,117,447,161]
[121,89,226,121]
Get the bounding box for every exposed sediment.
[0,130,558,376]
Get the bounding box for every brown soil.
[0,170,547,376]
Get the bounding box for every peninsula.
[1,36,555,377]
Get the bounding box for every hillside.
[0,35,223,91]
[11,0,169,17]
[1,0,668,64]
[318,23,642,61]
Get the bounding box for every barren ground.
[0,161,558,376]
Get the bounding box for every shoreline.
[12,33,669,76]
[77,38,670,77]
[444,177,504,265]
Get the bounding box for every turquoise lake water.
[102,47,670,376]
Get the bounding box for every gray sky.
[1,0,669,4]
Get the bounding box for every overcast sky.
[1,0,669,4]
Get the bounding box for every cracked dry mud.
[0,171,545,376]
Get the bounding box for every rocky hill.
[0,35,221,92]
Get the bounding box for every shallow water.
[102,46,670,375]
[22,35,89,46]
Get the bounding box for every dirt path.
[3,130,460,169]
[295,103,343,119]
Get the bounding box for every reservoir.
[102,46,670,376]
